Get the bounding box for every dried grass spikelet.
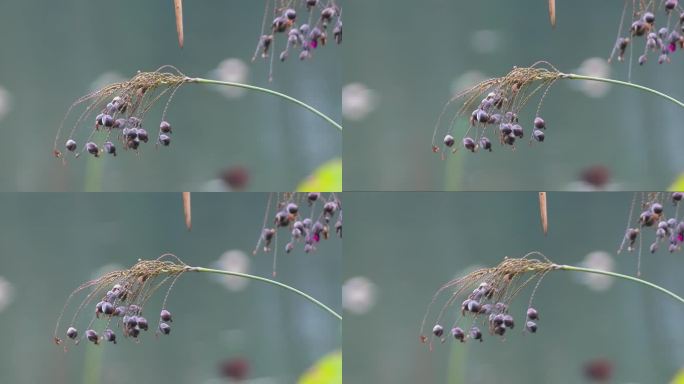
[419,252,557,349]
[54,66,189,159]
[54,254,190,347]
[433,61,563,153]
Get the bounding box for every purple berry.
[159,322,171,335]
[533,129,545,142]
[160,309,172,322]
[160,121,172,133]
[66,327,78,339]
[526,321,538,333]
[443,134,455,147]
[534,117,546,129]
[451,327,465,342]
[159,134,171,146]
[462,137,476,152]
[65,139,77,152]
[86,329,99,344]
[86,142,99,157]
[432,324,444,337]
[104,329,116,343]
[527,307,539,320]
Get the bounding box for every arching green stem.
[555,264,684,305]
[561,73,684,109]
[187,266,342,320]
[186,77,343,132]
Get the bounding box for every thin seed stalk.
[186,77,343,131]
[554,264,684,305]
[187,266,343,320]
[560,73,684,109]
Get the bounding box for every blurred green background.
[344,192,684,383]
[0,1,341,191]
[0,193,341,383]
[343,0,684,191]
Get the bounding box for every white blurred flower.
[342,276,377,315]
[470,30,501,54]
[450,70,489,96]
[342,82,378,121]
[0,277,14,313]
[89,71,126,92]
[572,57,612,98]
[577,251,615,291]
[0,86,12,121]
[213,250,251,291]
[211,58,250,99]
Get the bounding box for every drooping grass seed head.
[533,117,546,129]
[102,302,114,315]
[287,203,299,215]
[651,203,664,214]
[666,0,678,12]
[137,317,149,331]
[525,321,538,333]
[102,114,114,128]
[500,123,513,136]
[533,129,545,142]
[673,192,684,204]
[527,307,539,320]
[284,8,297,21]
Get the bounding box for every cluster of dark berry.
[623,192,684,254]
[253,0,341,77]
[430,282,540,344]
[63,94,175,158]
[613,0,684,65]
[441,92,547,154]
[257,192,342,257]
[62,282,174,346]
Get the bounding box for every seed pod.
[335,220,342,237]
[651,203,663,214]
[665,0,677,11]
[495,302,508,313]
[463,137,476,152]
[95,301,104,315]
[494,326,506,336]
[467,300,481,313]
[159,121,172,133]
[284,8,296,20]
[101,114,114,128]
[443,134,455,147]
[499,123,512,136]
[137,129,149,143]
[640,211,655,226]
[104,329,116,343]
[113,118,127,129]
[643,12,655,24]
[86,329,99,344]
[321,7,336,21]
[479,303,493,315]
[492,314,505,327]
[667,218,678,228]
[102,302,114,315]
[129,327,140,338]
[451,327,465,342]
[526,321,538,333]
[137,317,149,331]
[527,307,539,320]
[159,134,171,146]
[479,137,492,152]
[306,0,318,9]
[160,309,172,322]
[307,192,320,203]
[533,129,545,142]
[129,304,141,314]
[104,141,116,156]
[287,203,299,214]
[126,316,138,328]
[488,114,501,125]
[503,314,515,329]
[127,138,140,150]
[65,139,77,152]
[432,324,444,337]
[159,322,171,335]
[114,306,127,316]
[275,210,290,227]
[285,242,295,253]
[66,327,78,339]
[476,109,489,123]
[512,124,524,138]
[650,242,658,253]
[95,114,104,126]
[469,326,483,342]
[86,142,99,157]
[631,20,647,36]
[672,192,683,204]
